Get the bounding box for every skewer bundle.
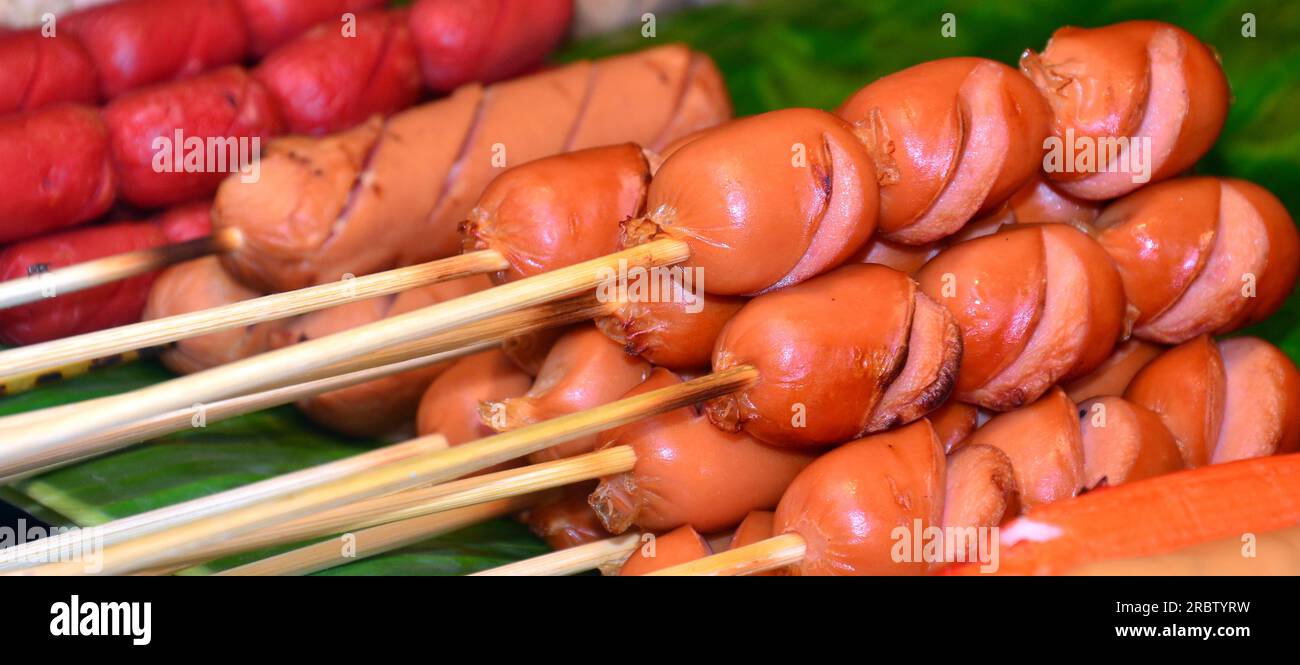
[1,16,1298,578]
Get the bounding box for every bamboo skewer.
[645,533,808,576]
[12,364,754,575]
[0,294,612,473]
[216,496,539,577]
[0,239,690,455]
[0,229,243,310]
[473,534,642,576]
[0,249,510,380]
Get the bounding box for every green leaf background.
[3,0,1297,575]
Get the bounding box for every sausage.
[0,105,114,243]
[142,256,283,375]
[727,510,779,576]
[214,45,731,292]
[62,0,249,99]
[103,67,284,208]
[594,286,746,371]
[946,454,1300,576]
[928,400,980,454]
[774,420,946,576]
[254,10,422,135]
[589,368,815,534]
[707,264,959,448]
[501,326,569,377]
[1021,21,1230,199]
[481,325,651,463]
[837,58,1050,244]
[1062,339,1164,402]
[462,144,650,283]
[964,388,1085,508]
[0,30,99,113]
[415,348,532,475]
[1077,396,1183,490]
[1096,177,1299,343]
[1003,174,1102,228]
[917,223,1128,410]
[523,482,612,551]
[627,108,878,296]
[0,202,212,346]
[275,274,493,439]
[410,0,573,93]
[236,0,387,55]
[617,525,713,576]
[1124,335,1224,468]
[941,444,1019,565]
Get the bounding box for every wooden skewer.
[0,294,611,474]
[0,349,153,397]
[0,249,510,380]
[0,239,690,454]
[216,495,539,577]
[472,534,642,576]
[0,436,448,572]
[645,533,807,576]
[0,229,242,310]
[12,363,753,575]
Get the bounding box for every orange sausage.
[415,348,533,474]
[928,400,980,454]
[727,510,779,576]
[1124,335,1225,467]
[214,45,730,292]
[706,264,959,448]
[594,286,746,370]
[500,325,570,377]
[523,483,612,551]
[589,369,815,534]
[1062,339,1165,402]
[964,388,1085,509]
[942,444,1019,531]
[462,144,650,283]
[774,420,946,576]
[837,57,1049,244]
[917,223,1127,410]
[629,108,879,296]
[945,454,1300,575]
[482,326,651,463]
[142,256,282,375]
[1096,177,1298,343]
[1077,396,1184,489]
[618,525,713,576]
[1021,21,1230,200]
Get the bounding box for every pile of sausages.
[0,0,575,344]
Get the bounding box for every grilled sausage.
[1062,339,1164,402]
[963,387,1085,508]
[1077,396,1183,489]
[707,263,960,448]
[929,399,981,454]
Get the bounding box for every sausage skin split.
[626,108,879,296]
[1021,20,1230,200]
[480,326,651,464]
[706,264,960,448]
[837,57,1050,245]
[917,223,1128,411]
[215,45,731,292]
[589,369,815,534]
[963,387,1086,509]
[1096,177,1299,344]
[941,443,1019,565]
[1062,339,1164,403]
[1077,396,1183,489]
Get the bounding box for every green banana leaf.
[3,0,1298,575]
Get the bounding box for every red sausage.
[103,67,283,208]
[235,0,387,55]
[63,0,250,99]
[0,105,114,243]
[0,30,99,113]
[410,0,574,93]
[254,10,422,135]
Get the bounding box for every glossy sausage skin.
[415,348,533,475]
[1096,177,1299,343]
[928,400,980,454]
[237,0,388,55]
[462,144,650,283]
[0,203,211,345]
[589,369,815,534]
[104,67,284,207]
[0,105,114,243]
[522,482,612,550]
[942,444,1019,551]
[707,264,960,448]
[837,58,1049,244]
[216,45,731,292]
[1022,21,1230,199]
[0,30,98,113]
[410,0,573,93]
[1078,396,1183,489]
[594,285,746,371]
[1126,335,1300,467]
[481,326,651,463]
[1062,339,1164,403]
[254,10,421,135]
[964,388,1085,509]
[630,108,878,296]
[617,525,713,576]
[775,420,946,576]
[276,275,492,439]
[917,223,1127,410]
